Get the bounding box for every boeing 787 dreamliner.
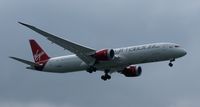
[10,22,187,81]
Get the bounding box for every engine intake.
[91,49,115,61]
[122,65,142,77]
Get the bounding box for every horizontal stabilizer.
[9,56,38,67]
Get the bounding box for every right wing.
[18,22,96,65]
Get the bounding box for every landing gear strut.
[169,58,175,67]
[101,69,111,81]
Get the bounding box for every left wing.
[18,22,96,65]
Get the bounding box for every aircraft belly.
[43,56,87,73]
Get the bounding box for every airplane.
[10,22,187,81]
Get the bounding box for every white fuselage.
[43,43,186,73]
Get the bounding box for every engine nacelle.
[91,49,115,61]
[122,65,142,77]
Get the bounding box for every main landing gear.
[101,69,111,81]
[169,58,175,67]
[86,66,96,73]
[86,66,111,81]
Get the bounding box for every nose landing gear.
[169,58,175,67]
[169,62,173,67]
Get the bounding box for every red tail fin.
[29,39,50,64]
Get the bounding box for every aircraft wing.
[18,22,96,65]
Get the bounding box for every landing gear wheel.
[106,74,111,80]
[101,75,111,81]
[86,66,96,73]
[101,75,107,81]
[101,69,111,81]
[168,58,175,67]
[169,62,173,67]
[86,70,93,73]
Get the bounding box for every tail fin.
[29,39,50,64]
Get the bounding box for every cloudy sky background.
[0,0,200,107]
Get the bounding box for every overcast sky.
[1,0,200,107]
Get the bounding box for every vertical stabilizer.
[29,39,50,64]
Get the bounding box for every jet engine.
[121,65,142,77]
[91,49,115,61]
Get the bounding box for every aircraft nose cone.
[181,49,187,56]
